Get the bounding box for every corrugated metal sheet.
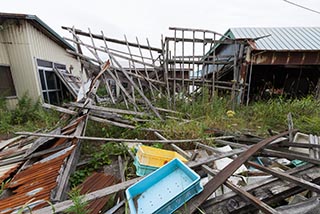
[0,32,10,65]
[1,19,81,102]
[2,20,40,101]
[26,21,81,80]
[78,173,117,214]
[229,27,320,51]
[0,146,74,214]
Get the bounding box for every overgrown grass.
[0,94,60,135]
[149,96,320,139]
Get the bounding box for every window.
[0,65,16,97]
[37,59,71,105]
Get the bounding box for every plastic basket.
[134,157,158,176]
[126,158,203,214]
[136,145,188,168]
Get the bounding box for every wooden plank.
[261,149,320,165]
[154,131,192,159]
[181,130,293,213]
[187,148,245,168]
[200,164,317,213]
[16,132,224,144]
[52,118,86,201]
[24,127,61,157]
[248,161,320,194]
[62,26,162,52]
[202,165,279,214]
[108,53,163,120]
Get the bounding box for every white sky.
[2,0,320,47]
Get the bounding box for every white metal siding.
[2,20,38,100]
[1,20,82,102]
[26,22,81,77]
[0,32,10,65]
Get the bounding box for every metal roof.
[78,172,117,214]
[0,12,75,51]
[228,27,320,51]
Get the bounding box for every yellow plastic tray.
[136,145,188,167]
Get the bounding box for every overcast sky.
[2,0,320,46]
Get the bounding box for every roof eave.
[25,15,75,51]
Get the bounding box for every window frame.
[0,64,17,98]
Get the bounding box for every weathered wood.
[261,149,320,165]
[202,165,279,214]
[182,130,292,213]
[108,53,163,120]
[15,132,222,144]
[123,34,143,92]
[187,148,245,168]
[34,177,142,214]
[214,139,250,149]
[200,164,317,213]
[52,118,86,201]
[62,26,162,53]
[68,102,149,117]
[67,30,138,108]
[248,161,320,194]
[43,103,137,129]
[136,36,155,100]
[154,131,192,159]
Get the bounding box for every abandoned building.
[204,27,320,103]
[0,12,82,108]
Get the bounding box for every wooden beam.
[15,132,222,144]
[62,26,162,53]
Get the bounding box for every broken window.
[0,65,16,97]
[37,59,72,105]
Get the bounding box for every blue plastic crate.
[126,158,203,214]
[134,157,158,176]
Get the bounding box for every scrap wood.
[14,132,224,144]
[202,165,280,214]
[275,196,320,213]
[33,177,142,214]
[68,101,150,117]
[248,161,320,194]
[260,149,320,165]
[180,129,295,213]
[200,164,320,213]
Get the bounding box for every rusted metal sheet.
[252,51,320,65]
[78,172,118,214]
[0,146,74,213]
[181,130,293,213]
[0,162,22,182]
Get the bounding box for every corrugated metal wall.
[26,22,81,76]
[0,32,10,65]
[1,20,81,102]
[2,20,38,100]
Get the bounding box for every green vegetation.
[0,94,60,135]
[150,96,320,139]
[65,188,89,214]
[70,142,128,187]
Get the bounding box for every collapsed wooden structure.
[1,26,320,214]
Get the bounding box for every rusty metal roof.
[0,117,82,213]
[0,145,75,214]
[228,27,320,51]
[78,173,117,214]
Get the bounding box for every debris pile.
[0,26,320,214]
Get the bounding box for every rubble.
[1,25,320,214]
